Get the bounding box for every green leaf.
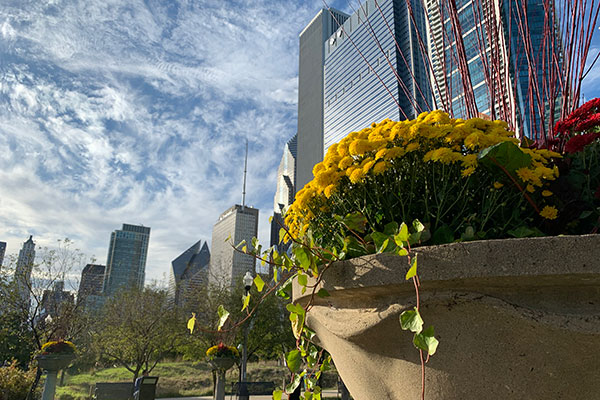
[293,246,311,270]
[507,226,544,238]
[397,222,409,242]
[285,372,303,393]
[412,219,425,233]
[225,234,231,243]
[236,239,246,248]
[383,221,399,236]
[252,237,259,250]
[273,267,279,283]
[316,288,330,298]
[432,225,454,244]
[279,227,287,243]
[478,141,532,175]
[241,294,250,311]
[297,273,308,287]
[276,278,293,299]
[273,389,283,400]
[254,274,265,292]
[405,255,417,280]
[336,212,368,233]
[400,308,423,333]
[217,305,229,331]
[286,350,302,373]
[396,247,408,256]
[413,326,439,355]
[371,231,391,253]
[286,303,305,316]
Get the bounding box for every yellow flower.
[542,190,553,197]
[493,181,504,189]
[362,160,376,173]
[461,167,476,177]
[375,148,388,160]
[349,139,373,156]
[324,184,336,198]
[385,147,405,160]
[526,184,535,193]
[405,142,419,152]
[539,205,558,220]
[349,168,365,183]
[516,167,535,182]
[312,162,325,176]
[372,160,387,175]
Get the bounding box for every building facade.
[14,235,36,308]
[270,134,298,251]
[209,205,259,288]
[77,263,106,309]
[296,8,349,191]
[426,0,555,138]
[168,240,210,309]
[323,0,431,151]
[40,281,74,320]
[102,224,150,296]
[0,241,6,266]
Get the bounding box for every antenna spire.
[242,139,248,209]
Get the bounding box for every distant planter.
[293,235,600,400]
[35,354,75,372]
[209,357,235,371]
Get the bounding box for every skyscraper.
[40,281,74,320]
[426,0,556,138]
[14,235,35,308]
[297,8,349,190]
[102,224,150,296]
[322,0,431,151]
[0,241,6,266]
[168,240,210,309]
[270,134,297,251]
[209,205,259,288]
[77,263,106,309]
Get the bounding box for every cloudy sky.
[0,0,599,286]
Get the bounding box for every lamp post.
[239,271,253,400]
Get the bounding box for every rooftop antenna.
[242,139,248,210]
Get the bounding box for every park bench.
[93,382,133,400]
[230,381,276,398]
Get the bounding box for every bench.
[230,381,276,398]
[93,382,133,400]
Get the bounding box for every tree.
[92,286,180,380]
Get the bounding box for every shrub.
[0,360,36,400]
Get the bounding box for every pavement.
[158,389,340,400]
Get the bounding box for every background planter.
[36,354,75,372]
[208,357,236,371]
[293,235,600,400]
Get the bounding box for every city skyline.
[0,1,599,286]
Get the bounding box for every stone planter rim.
[35,353,76,371]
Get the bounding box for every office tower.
[102,224,150,296]
[0,241,6,266]
[14,235,36,308]
[426,0,556,138]
[323,0,431,152]
[77,263,106,309]
[297,8,349,191]
[270,134,297,251]
[40,281,74,320]
[209,205,259,288]
[168,240,210,309]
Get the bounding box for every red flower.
[574,113,600,132]
[564,133,600,153]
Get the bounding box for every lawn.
[55,360,338,399]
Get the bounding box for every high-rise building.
[323,0,431,151]
[209,205,259,288]
[296,8,349,191]
[426,0,555,137]
[102,224,150,296]
[270,135,297,251]
[0,241,6,266]
[168,240,210,309]
[77,263,106,309]
[14,235,36,308]
[40,281,74,320]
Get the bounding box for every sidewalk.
[158,389,339,400]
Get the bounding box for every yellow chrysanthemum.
[324,184,336,198]
[372,160,387,175]
[349,168,365,184]
[539,205,558,220]
[338,156,354,171]
[526,184,535,193]
[542,190,553,197]
[493,181,504,189]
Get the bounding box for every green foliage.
[0,360,37,400]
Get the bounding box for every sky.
[0,0,599,287]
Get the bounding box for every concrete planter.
[36,354,75,372]
[208,357,236,400]
[293,235,600,400]
[209,357,236,371]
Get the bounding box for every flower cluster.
[206,342,239,360]
[40,340,76,355]
[554,98,600,153]
[285,111,560,243]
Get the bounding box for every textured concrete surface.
[294,235,600,400]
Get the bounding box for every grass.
[55,360,339,399]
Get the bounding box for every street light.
[240,271,254,400]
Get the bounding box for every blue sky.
[0,0,599,286]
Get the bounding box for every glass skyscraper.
[323,0,431,151]
[427,0,555,138]
[102,224,150,296]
